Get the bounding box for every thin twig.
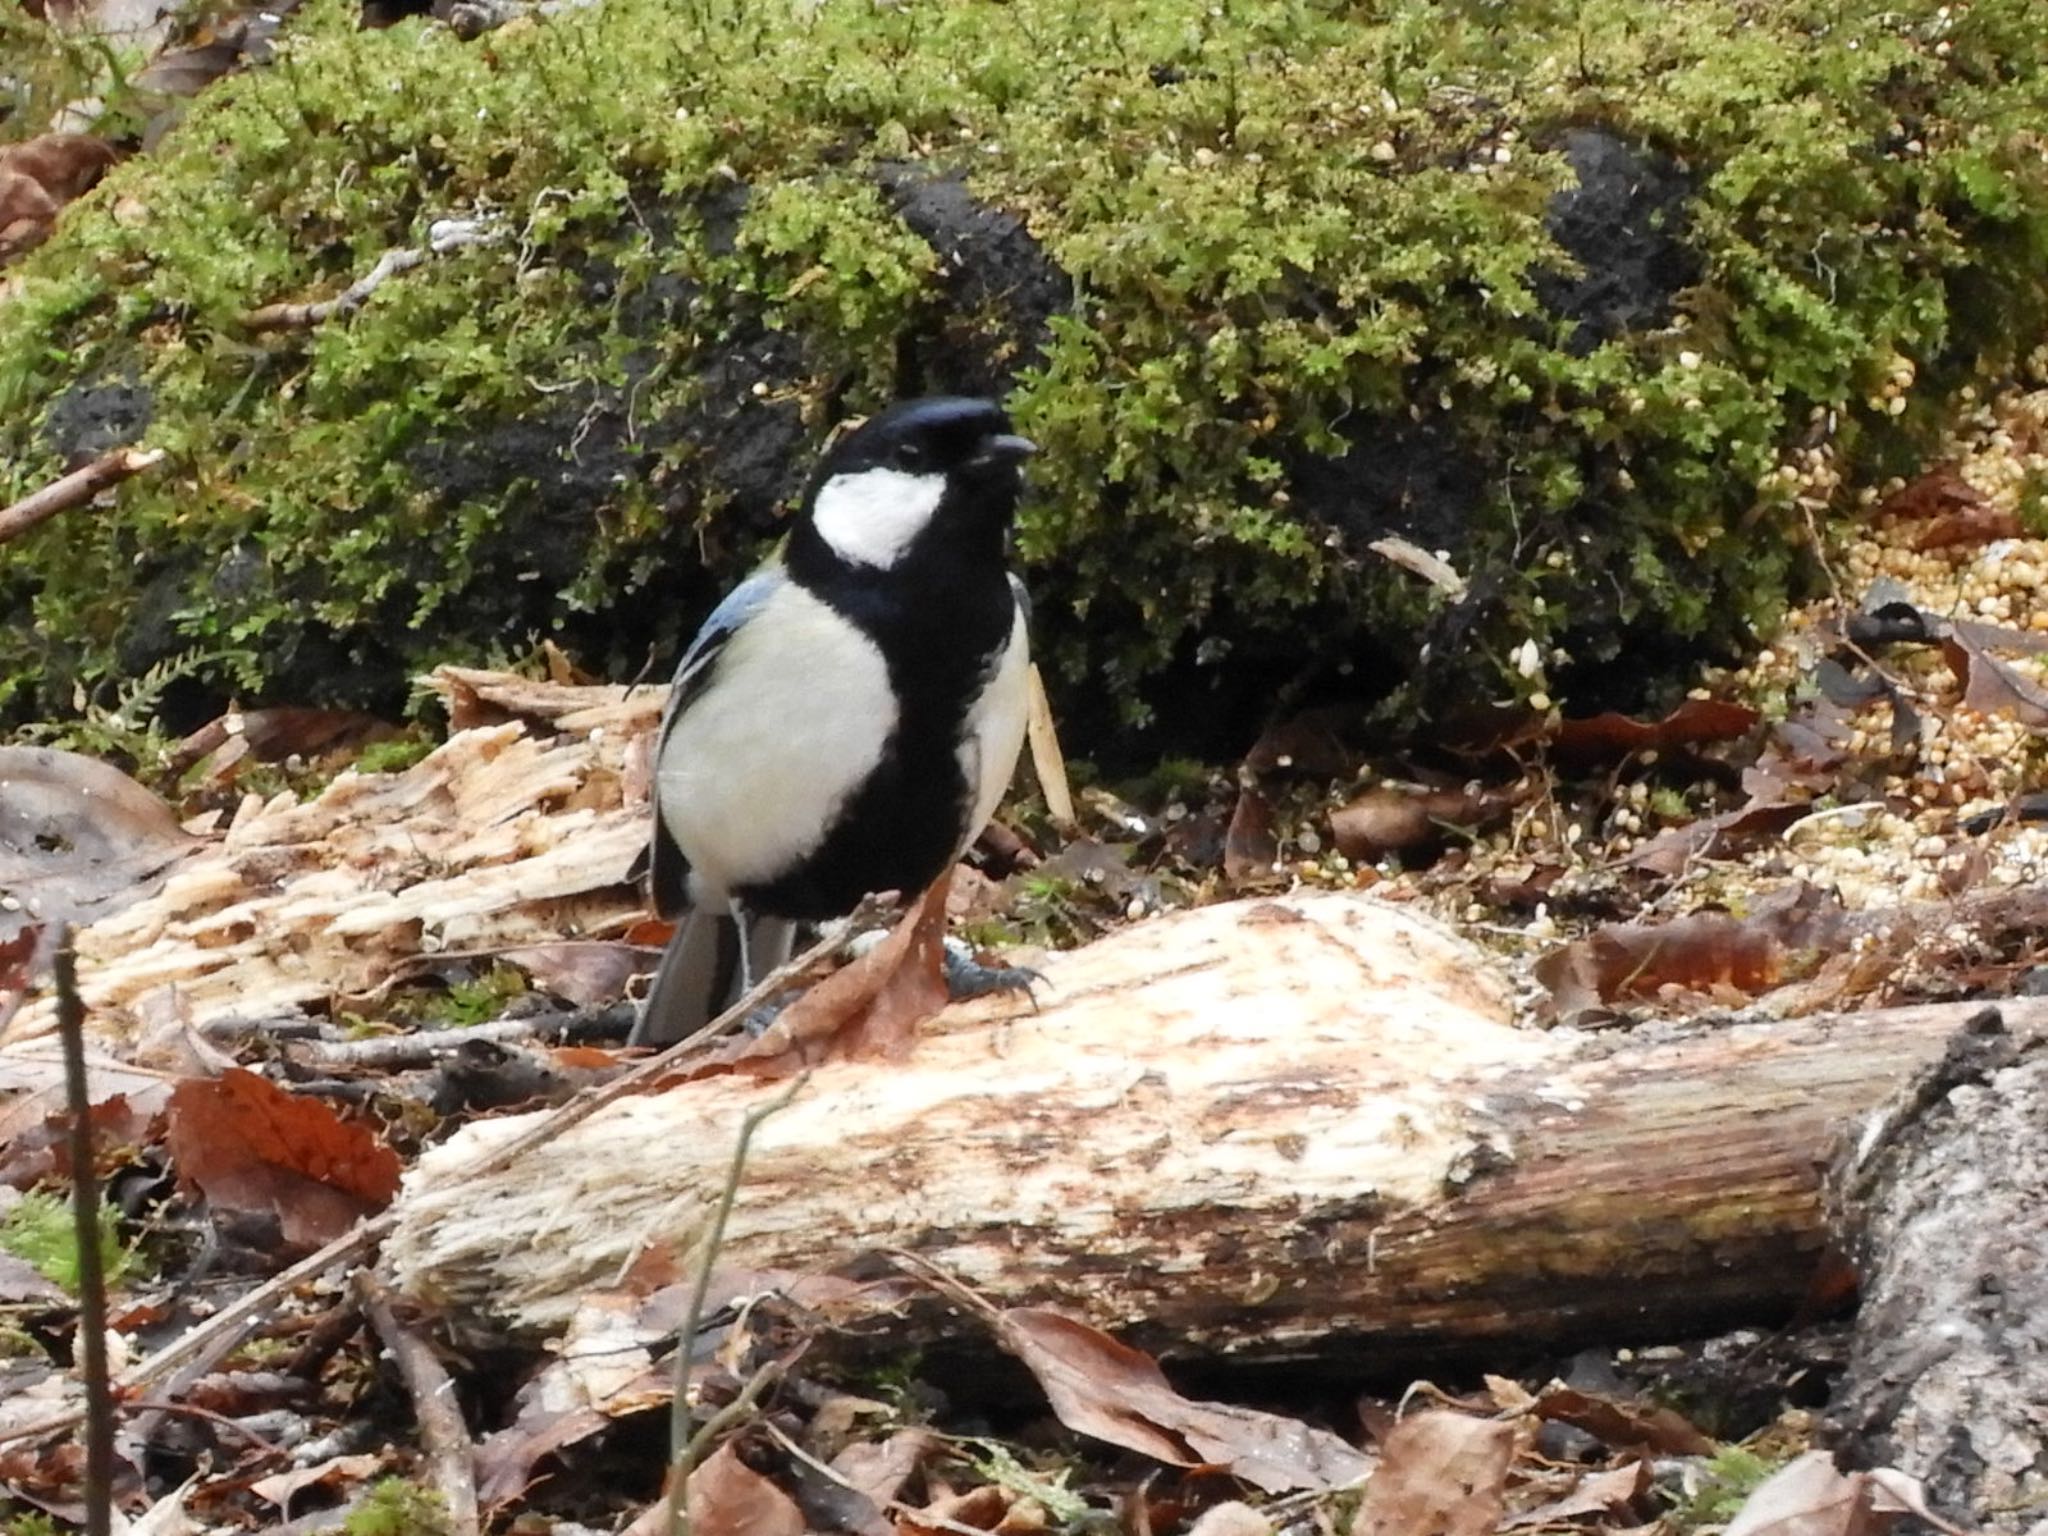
[55,928,114,1536]
[759,1422,997,1536]
[240,217,500,333]
[241,248,427,332]
[665,1072,810,1536]
[0,919,848,1452]
[0,447,165,546]
[354,1271,480,1536]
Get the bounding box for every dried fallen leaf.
[165,1068,401,1252]
[249,1453,385,1514]
[0,746,198,939]
[1550,698,1760,765]
[1724,1450,1967,1536]
[1351,1410,1514,1536]
[1536,886,1849,1015]
[719,880,952,1077]
[1223,787,1280,883]
[1503,1459,1651,1528]
[680,1440,805,1536]
[1328,784,1510,862]
[1530,1384,1715,1456]
[1876,465,1980,522]
[1942,631,2048,727]
[831,1427,937,1509]
[995,1307,1371,1494]
[0,135,116,261]
[498,940,647,1006]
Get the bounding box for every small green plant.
[344,1478,453,1536]
[398,965,528,1029]
[353,735,436,774]
[1666,1444,1786,1531]
[1,1509,62,1536]
[953,1438,1096,1528]
[9,646,252,778]
[0,1191,135,1295]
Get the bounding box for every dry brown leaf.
[898,1483,1014,1535]
[1535,886,1850,1014]
[0,745,198,938]
[165,1067,401,1251]
[1350,1410,1514,1536]
[0,1250,67,1304]
[249,1452,385,1514]
[1550,698,1760,765]
[720,879,952,1077]
[1876,465,1980,521]
[1223,786,1280,882]
[497,940,648,1006]
[1503,1459,1651,1528]
[1724,1450,1968,1536]
[1941,632,2048,727]
[831,1428,939,1508]
[1243,707,1357,779]
[165,706,383,784]
[0,1045,179,1155]
[682,1439,806,1536]
[1328,784,1510,862]
[0,135,116,260]
[1530,1385,1715,1456]
[995,1307,1372,1494]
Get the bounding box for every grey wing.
[648,566,787,915]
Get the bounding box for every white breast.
[955,598,1031,853]
[657,585,897,901]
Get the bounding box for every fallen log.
[384,892,2042,1363]
[1825,1010,2048,1530]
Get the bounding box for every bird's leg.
[730,897,759,995]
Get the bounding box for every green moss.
[352,733,436,774]
[344,1478,453,1536]
[2,0,2045,734]
[0,1191,135,1295]
[1666,1445,1786,1530]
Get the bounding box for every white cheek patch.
[810,467,948,569]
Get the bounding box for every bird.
[630,395,1037,1046]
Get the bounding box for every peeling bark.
[384,892,2039,1366]
[1826,1009,2048,1533]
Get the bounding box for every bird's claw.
[942,937,1045,1004]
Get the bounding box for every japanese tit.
[632,396,1036,1046]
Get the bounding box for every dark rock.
[1282,410,1490,557]
[876,162,1068,396]
[42,376,153,463]
[1537,129,1698,350]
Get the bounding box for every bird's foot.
[942,937,1045,1004]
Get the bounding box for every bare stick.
[0,447,165,546]
[54,929,114,1536]
[0,918,849,1452]
[665,1072,810,1536]
[241,248,427,332]
[354,1271,480,1536]
[241,218,499,333]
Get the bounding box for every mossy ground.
[1,0,2045,752]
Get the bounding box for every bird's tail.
[631,908,799,1046]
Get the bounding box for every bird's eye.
[893,442,925,470]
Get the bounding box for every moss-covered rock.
[2,0,2045,752]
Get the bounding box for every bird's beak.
[973,433,1039,468]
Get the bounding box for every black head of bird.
[791,396,1037,577]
